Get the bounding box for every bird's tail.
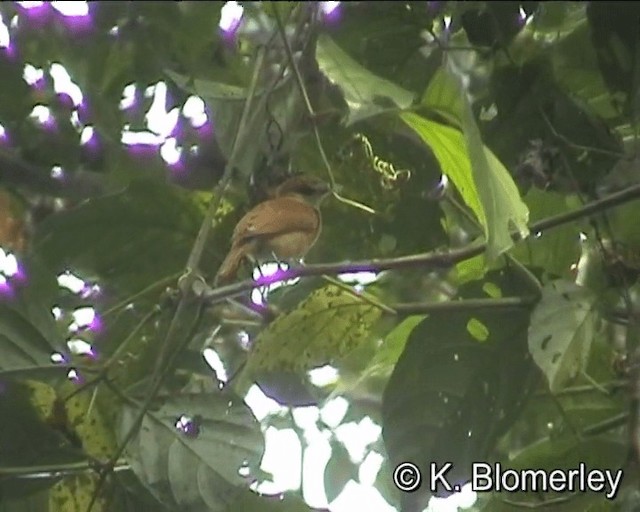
[215,245,245,285]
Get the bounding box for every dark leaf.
[382,269,536,511]
[34,179,207,297]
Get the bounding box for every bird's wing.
[232,197,319,245]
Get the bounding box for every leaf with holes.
[120,389,263,512]
[233,285,383,401]
[528,280,597,393]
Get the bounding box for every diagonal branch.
[86,31,283,512]
[203,182,640,304]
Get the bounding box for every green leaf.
[421,68,464,126]
[166,65,301,178]
[0,304,62,377]
[400,111,486,230]
[120,389,264,512]
[333,315,424,400]
[415,66,531,260]
[0,256,65,380]
[528,280,598,393]
[458,76,530,260]
[316,34,415,125]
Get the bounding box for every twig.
[101,272,181,318]
[540,108,624,158]
[0,459,129,479]
[501,493,577,509]
[532,381,626,397]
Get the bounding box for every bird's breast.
[263,228,320,259]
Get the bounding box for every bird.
[215,175,331,284]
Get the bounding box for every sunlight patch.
[50,62,84,106]
[219,1,243,35]
[0,14,10,48]
[183,95,208,128]
[52,1,89,17]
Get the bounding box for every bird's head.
[275,175,331,206]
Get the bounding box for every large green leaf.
[332,314,424,400]
[120,389,264,512]
[400,111,486,228]
[421,68,464,126]
[166,63,303,179]
[528,280,598,393]
[316,34,415,125]
[459,78,530,260]
[419,66,530,260]
[0,307,59,376]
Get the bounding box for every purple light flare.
[219,1,244,40]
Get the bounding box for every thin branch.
[539,108,625,158]
[390,296,536,316]
[102,272,180,318]
[582,412,629,436]
[501,493,577,509]
[203,182,640,304]
[532,381,627,398]
[86,41,275,512]
[0,459,129,479]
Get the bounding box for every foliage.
[0,2,639,512]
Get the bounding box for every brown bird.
[215,175,331,284]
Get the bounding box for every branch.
[203,182,640,304]
[86,38,278,512]
[390,296,535,316]
[0,459,129,478]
